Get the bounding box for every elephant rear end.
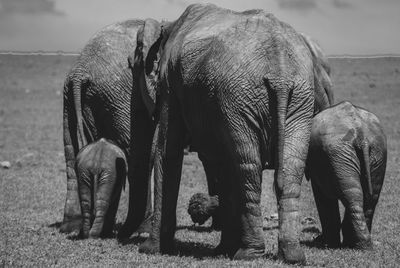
[307,101,387,249]
[61,20,144,234]
[153,4,315,263]
[76,138,127,239]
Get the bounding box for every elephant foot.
[117,221,139,241]
[137,215,153,234]
[214,242,239,257]
[118,215,153,241]
[278,241,306,265]
[89,229,114,239]
[60,216,82,235]
[88,232,101,239]
[117,224,131,241]
[233,247,265,260]
[342,238,373,250]
[139,237,161,255]
[314,234,340,248]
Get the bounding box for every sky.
[0,0,399,55]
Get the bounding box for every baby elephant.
[76,138,126,238]
[306,101,387,249]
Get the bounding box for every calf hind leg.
[311,182,340,248]
[339,184,372,249]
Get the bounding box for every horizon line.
[1,50,400,59]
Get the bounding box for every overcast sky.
[0,0,399,55]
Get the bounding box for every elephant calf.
[76,138,126,238]
[305,101,387,249]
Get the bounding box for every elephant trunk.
[207,195,219,216]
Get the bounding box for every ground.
[0,54,399,267]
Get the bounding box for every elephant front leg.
[139,95,186,254]
[117,110,154,240]
[311,181,340,248]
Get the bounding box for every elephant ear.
[300,33,334,109]
[135,18,162,118]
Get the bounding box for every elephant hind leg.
[219,126,265,260]
[340,196,372,249]
[61,81,82,234]
[311,181,340,248]
[101,185,123,238]
[364,162,386,233]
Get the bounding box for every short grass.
[0,54,399,267]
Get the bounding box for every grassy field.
[0,54,399,267]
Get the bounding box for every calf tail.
[361,141,373,197]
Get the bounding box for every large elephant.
[61,20,154,235]
[130,4,332,264]
[305,101,387,249]
[76,138,126,238]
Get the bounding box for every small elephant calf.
[76,138,126,238]
[305,101,387,249]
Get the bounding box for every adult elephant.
[131,4,331,264]
[61,20,154,235]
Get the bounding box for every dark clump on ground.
[1,55,400,266]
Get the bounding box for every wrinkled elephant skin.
[131,4,333,264]
[77,138,126,238]
[61,20,154,235]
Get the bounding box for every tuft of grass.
[1,55,400,267]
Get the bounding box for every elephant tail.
[361,141,373,197]
[264,77,290,196]
[71,74,94,149]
